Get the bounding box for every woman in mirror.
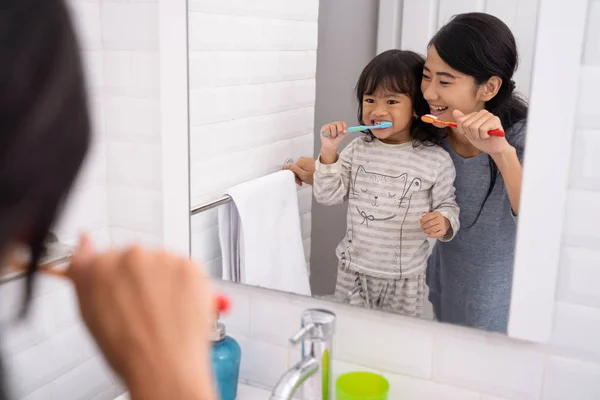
[287,12,527,333]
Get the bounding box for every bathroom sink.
[114,382,270,399]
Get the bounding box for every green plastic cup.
[336,371,389,400]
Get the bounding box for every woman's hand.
[284,157,316,186]
[453,109,513,156]
[69,235,216,400]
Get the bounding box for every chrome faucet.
[270,308,336,400]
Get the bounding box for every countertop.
[114,382,271,399]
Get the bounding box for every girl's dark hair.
[355,49,445,145]
[429,12,528,227]
[0,0,90,395]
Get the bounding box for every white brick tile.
[104,51,131,93]
[334,312,433,379]
[9,326,87,398]
[562,189,600,248]
[134,232,163,248]
[383,372,481,400]
[55,185,109,239]
[106,142,161,189]
[105,97,160,141]
[274,0,319,21]
[432,335,545,399]
[32,275,70,299]
[237,337,289,388]
[89,96,105,138]
[130,51,159,95]
[80,323,101,360]
[190,140,302,204]
[551,302,600,362]
[543,357,600,400]
[290,132,315,168]
[68,2,102,50]
[109,227,136,248]
[1,295,55,356]
[77,139,107,189]
[50,288,80,333]
[189,108,314,160]
[90,386,119,400]
[21,385,54,400]
[189,13,318,51]
[101,3,158,51]
[190,80,315,126]
[105,51,159,97]
[332,360,382,382]
[188,0,319,21]
[219,289,251,337]
[81,50,103,95]
[189,51,317,88]
[557,246,600,308]
[51,357,113,400]
[248,297,305,347]
[583,0,600,65]
[107,186,163,234]
[577,67,600,129]
[569,129,600,190]
[482,396,518,400]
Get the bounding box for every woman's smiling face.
[421,46,487,123]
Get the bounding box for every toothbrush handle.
[321,126,365,136]
[346,126,366,133]
[488,129,505,137]
[446,121,504,137]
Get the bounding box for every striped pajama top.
[314,137,460,280]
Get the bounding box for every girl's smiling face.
[421,46,488,124]
[362,86,414,144]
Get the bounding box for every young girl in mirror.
[314,50,459,317]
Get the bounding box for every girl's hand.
[320,121,349,154]
[453,109,513,156]
[419,211,450,239]
[69,235,216,400]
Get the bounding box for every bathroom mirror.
[187,0,544,335]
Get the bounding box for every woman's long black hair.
[355,49,446,146]
[429,12,528,226]
[0,0,91,397]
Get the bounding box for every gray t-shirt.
[427,121,526,333]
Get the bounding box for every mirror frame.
[160,0,191,257]
[162,0,588,344]
[507,0,588,343]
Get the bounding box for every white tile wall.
[188,1,318,274]
[3,0,163,398]
[103,0,163,248]
[212,1,600,400]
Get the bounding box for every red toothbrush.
[421,114,505,137]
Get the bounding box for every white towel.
[217,170,311,296]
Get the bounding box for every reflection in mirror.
[188,1,537,335]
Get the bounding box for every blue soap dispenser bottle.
[211,316,241,400]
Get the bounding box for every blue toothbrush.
[322,121,392,137]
